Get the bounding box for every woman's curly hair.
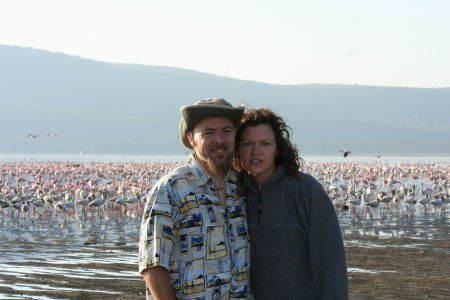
[233,108,304,176]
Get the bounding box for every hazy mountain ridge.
[1,45,449,155]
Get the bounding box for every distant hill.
[1,44,449,155]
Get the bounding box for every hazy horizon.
[4,44,450,89]
[1,1,450,88]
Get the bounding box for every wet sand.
[1,225,449,299]
[346,235,450,300]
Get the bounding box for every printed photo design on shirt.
[226,204,244,218]
[179,192,199,214]
[177,213,203,228]
[226,193,240,201]
[180,234,189,253]
[139,160,251,300]
[180,232,204,255]
[169,178,195,203]
[183,259,206,294]
[197,193,221,205]
[206,205,217,223]
[145,237,161,267]
[191,234,204,248]
[151,202,173,218]
[169,260,179,273]
[185,171,197,181]
[171,277,181,291]
[146,186,161,207]
[162,224,174,240]
[143,206,152,220]
[235,223,247,238]
[229,284,248,298]
[232,247,248,281]
[145,218,154,238]
[209,286,221,300]
[206,226,227,259]
[206,271,232,288]
[228,224,235,242]
[204,256,231,276]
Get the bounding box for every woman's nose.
[252,144,262,153]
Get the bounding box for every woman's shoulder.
[292,171,320,185]
[290,171,326,195]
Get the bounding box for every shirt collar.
[187,153,235,187]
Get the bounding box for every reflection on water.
[347,267,397,274]
[0,207,449,298]
[0,213,142,298]
[338,209,450,241]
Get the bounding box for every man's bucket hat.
[179,98,244,149]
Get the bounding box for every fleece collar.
[244,165,287,193]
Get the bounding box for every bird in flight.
[27,134,39,139]
[47,133,59,138]
[339,149,351,157]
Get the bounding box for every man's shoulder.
[152,163,196,188]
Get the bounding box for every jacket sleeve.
[303,176,349,300]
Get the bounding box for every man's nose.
[214,132,225,143]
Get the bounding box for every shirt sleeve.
[139,179,177,274]
[306,179,349,300]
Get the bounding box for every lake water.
[1,153,448,163]
[0,153,448,299]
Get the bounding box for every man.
[139,98,250,300]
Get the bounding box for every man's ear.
[187,132,195,148]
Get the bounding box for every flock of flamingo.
[0,160,449,224]
[310,161,450,220]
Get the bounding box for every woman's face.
[239,124,278,184]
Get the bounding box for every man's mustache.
[209,144,229,151]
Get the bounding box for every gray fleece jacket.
[245,166,348,300]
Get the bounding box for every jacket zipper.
[257,191,262,225]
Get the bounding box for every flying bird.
[27,134,39,139]
[339,149,351,157]
[47,133,59,138]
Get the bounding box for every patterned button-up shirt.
[139,155,250,299]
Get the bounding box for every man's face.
[187,116,236,176]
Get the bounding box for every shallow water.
[1,207,449,299]
[0,156,448,298]
[0,213,142,299]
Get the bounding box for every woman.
[234,108,348,300]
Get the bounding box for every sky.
[1,0,450,88]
